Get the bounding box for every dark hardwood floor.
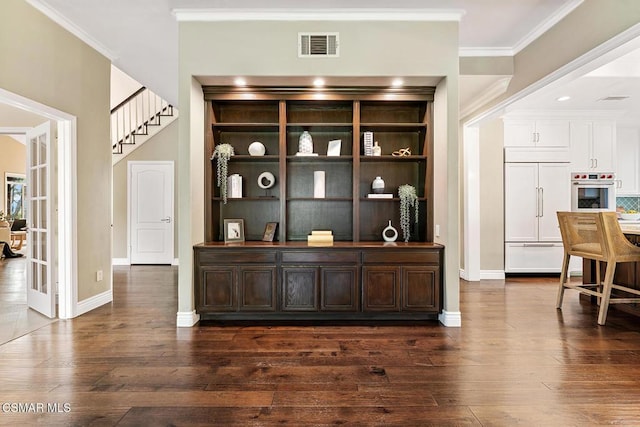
[1,265,640,426]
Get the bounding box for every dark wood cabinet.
[194,243,443,321]
[196,87,442,322]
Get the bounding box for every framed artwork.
[223,219,245,243]
[262,222,278,242]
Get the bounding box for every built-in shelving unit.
[196,87,441,321]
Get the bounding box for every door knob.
[160,216,171,223]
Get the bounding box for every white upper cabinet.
[616,127,640,195]
[504,119,570,147]
[569,120,616,172]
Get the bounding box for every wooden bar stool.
[557,211,640,325]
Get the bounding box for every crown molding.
[460,76,512,119]
[25,0,116,60]
[512,0,584,54]
[173,8,465,22]
[459,47,514,57]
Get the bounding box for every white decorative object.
[364,131,374,156]
[227,174,243,199]
[257,171,275,189]
[314,171,325,198]
[373,141,381,156]
[327,139,342,156]
[299,131,313,154]
[248,141,266,156]
[382,220,398,242]
[372,176,385,194]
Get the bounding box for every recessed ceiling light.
[556,96,571,102]
[313,78,325,87]
[234,77,247,87]
[391,78,404,87]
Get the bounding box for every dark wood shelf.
[211,123,279,130]
[228,155,280,162]
[286,155,353,162]
[360,155,426,162]
[288,197,352,202]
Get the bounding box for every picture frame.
[223,219,245,243]
[262,222,278,242]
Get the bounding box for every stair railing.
[111,87,173,154]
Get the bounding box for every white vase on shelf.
[372,176,385,194]
[299,131,313,154]
[382,220,398,242]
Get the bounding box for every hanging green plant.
[398,184,419,242]
[211,143,234,204]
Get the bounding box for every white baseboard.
[76,289,113,317]
[177,310,200,327]
[438,310,462,327]
[480,270,506,280]
[112,258,130,266]
[172,258,179,266]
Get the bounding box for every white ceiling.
[5,0,637,127]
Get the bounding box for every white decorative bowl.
[620,213,640,221]
[248,141,266,156]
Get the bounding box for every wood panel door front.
[321,267,359,311]
[201,267,236,311]
[402,266,439,311]
[362,266,401,311]
[238,266,277,311]
[282,267,319,311]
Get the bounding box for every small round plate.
[248,141,266,156]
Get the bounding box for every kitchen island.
[582,222,640,317]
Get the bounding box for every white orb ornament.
[248,141,266,156]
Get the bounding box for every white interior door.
[129,161,174,264]
[26,121,56,318]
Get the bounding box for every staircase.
[111,87,178,165]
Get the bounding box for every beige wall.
[0,136,27,217]
[112,120,179,259]
[479,119,505,271]
[178,20,461,316]
[0,0,112,302]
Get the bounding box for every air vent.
[599,96,630,101]
[299,33,339,57]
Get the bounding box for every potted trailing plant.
[398,184,419,242]
[211,143,234,204]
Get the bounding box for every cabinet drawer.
[505,243,564,273]
[197,251,276,264]
[282,251,358,264]
[363,251,439,264]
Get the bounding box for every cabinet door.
[504,163,539,241]
[504,120,535,147]
[321,267,359,311]
[569,120,592,170]
[238,266,277,311]
[538,163,570,241]
[200,267,236,311]
[535,120,569,147]
[282,267,319,311]
[362,266,401,311]
[402,266,439,312]
[616,128,640,195]
[591,121,615,171]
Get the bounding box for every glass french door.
[26,121,55,318]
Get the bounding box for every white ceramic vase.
[372,176,385,194]
[299,131,313,154]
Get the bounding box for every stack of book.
[307,230,333,246]
[363,132,374,156]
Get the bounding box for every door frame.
[127,160,175,265]
[0,87,77,319]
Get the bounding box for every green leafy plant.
[398,184,419,242]
[211,143,234,204]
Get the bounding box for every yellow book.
[311,230,333,236]
[307,234,334,243]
